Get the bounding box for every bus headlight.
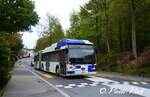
[67,64,74,70]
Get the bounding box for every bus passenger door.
[59,50,67,75]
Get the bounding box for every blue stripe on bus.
[56,39,88,49]
[88,65,96,72]
[67,71,75,74]
[75,65,81,69]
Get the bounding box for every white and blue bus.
[33,39,96,76]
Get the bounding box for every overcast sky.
[22,0,89,49]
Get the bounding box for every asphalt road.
[19,58,150,97]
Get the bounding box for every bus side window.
[47,52,51,61]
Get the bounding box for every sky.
[22,0,89,49]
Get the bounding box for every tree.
[35,36,49,51]
[136,0,150,52]
[66,11,81,39]
[0,33,23,64]
[129,0,144,59]
[45,14,64,44]
[0,33,23,89]
[108,0,132,52]
[65,0,150,75]
[79,0,103,52]
[0,39,11,89]
[0,0,39,33]
[0,0,38,89]
[35,14,64,51]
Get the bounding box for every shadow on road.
[63,75,90,79]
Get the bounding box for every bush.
[97,50,150,77]
[138,47,150,66]
[115,64,140,75]
[116,51,135,64]
[0,33,23,90]
[0,38,11,89]
[97,51,136,71]
[137,47,150,77]
[97,51,118,71]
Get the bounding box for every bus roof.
[56,39,93,49]
[41,39,93,54]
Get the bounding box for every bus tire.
[56,66,60,75]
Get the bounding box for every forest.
[35,0,150,77]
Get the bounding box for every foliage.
[0,33,23,89]
[35,36,49,51]
[0,33,23,62]
[35,14,64,51]
[139,47,150,66]
[65,0,150,76]
[34,0,150,76]
[0,37,11,89]
[0,0,39,33]
[0,0,38,91]
[66,11,81,39]
[96,51,119,71]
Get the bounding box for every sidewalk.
[3,64,64,97]
[96,71,150,83]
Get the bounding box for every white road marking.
[123,81,129,85]
[113,81,120,84]
[89,82,99,87]
[92,82,99,85]
[56,85,63,88]
[64,84,76,88]
[64,86,72,89]
[68,84,76,87]
[87,77,150,97]
[23,65,70,97]
[77,84,85,87]
[55,80,149,90]
[141,82,148,85]
[77,83,89,87]
[86,77,117,83]
[80,83,88,85]
[132,82,139,85]
[89,84,97,87]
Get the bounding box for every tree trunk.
[95,15,100,52]
[104,0,111,54]
[106,15,111,54]
[95,0,101,53]
[118,20,123,52]
[131,0,137,60]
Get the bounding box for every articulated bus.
[33,39,96,76]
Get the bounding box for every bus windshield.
[68,48,95,64]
